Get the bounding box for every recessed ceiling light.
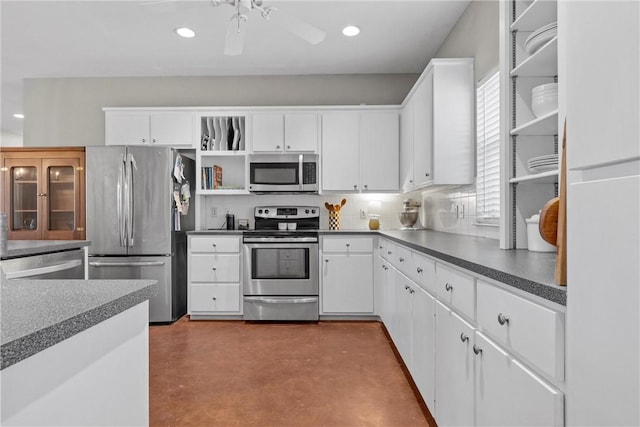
[342,25,360,37]
[13,113,24,119]
[175,27,196,38]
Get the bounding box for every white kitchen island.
[0,278,157,426]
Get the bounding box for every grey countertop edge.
[3,240,91,259]
[1,281,157,370]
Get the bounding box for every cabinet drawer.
[377,238,388,257]
[383,241,397,261]
[409,251,436,294]
[190,236,240,253]
[477,280,564,380]
[435,263,476,320]
[395,245,412,274]
[323,237,373,253]
[190,283,240,313]
[190,254,240,282]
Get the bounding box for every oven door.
[243,241,319,296]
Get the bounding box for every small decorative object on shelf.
[325,199,346,230]
[368,200,381,230]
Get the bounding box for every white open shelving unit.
[501,0,560,249]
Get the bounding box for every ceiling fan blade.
[225,14,248,56]
[268,10,326,45]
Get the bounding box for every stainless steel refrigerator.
[86,146,194,324]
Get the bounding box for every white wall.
[1,130,23,147]
[23,74,417,147]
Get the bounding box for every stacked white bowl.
[531,83,558,118]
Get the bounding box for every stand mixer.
[399,198,421,229]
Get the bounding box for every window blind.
[476,72,501,223]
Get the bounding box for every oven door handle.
[245,297,318,304]
[243,237,318,244]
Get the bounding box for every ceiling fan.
[144,0,326,56]
[218,0,326,56]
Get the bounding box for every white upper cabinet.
[400,58,474,192]
[321,110,399,192]
[251,112,318,153]
[105,110,194,147]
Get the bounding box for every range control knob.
[265,209,270,214]
[311,209,316,214]
[258,209,263,214]
[305,209,310,214]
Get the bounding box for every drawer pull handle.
[405,285,410,290]
[409,288,415,294]
[445,283,453,291]
[325,259,329,263]
[497,313,510,325]
[473,344,483,355]
[382,265,388,270]
[212,267,217,271]
[399,257,405,262]
[212,297,217,301]
[379,245,383,249]
[460,333,469,343]
[212,243,217,247]
[346,243,350,247]
[417,267,423,273]
[387,251,392,255]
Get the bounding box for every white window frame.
[476,71,501,225]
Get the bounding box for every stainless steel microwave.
[248,154,318,193]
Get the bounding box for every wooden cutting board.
[539,197,559,245]
[555,123,567,286]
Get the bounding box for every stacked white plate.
[525,21,557,55]
[531,82,558,117]
[528,154,558,173]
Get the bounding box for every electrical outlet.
[456,205,465,219]
[210,207,217,217]
[224,208,230,215]
[360,209,367,219]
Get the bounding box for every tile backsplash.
[199,187,499,240]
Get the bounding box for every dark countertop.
[0,279,157,370]
[2,240,91,259]
[377,230,565,306]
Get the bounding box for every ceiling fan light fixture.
[342,25,360,37]
[175,27,196,38]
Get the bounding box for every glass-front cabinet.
[1,148,85,240]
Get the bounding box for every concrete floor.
[150,318,434,426]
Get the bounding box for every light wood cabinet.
[321,110,399,192]
[251,112,318,153]
[1,148,85,240]
[105,111,194,147]
[400,58,474,192]
[188,235,242,317]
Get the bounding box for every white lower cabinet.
[321,236,374,314]
[435,301,475,427]
[474,332,563,427]
[375,238,566,426]
[188,235,242,317]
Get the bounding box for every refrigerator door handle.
[89,261,166,267]
[118,153,127,247]
[127,152,135,247]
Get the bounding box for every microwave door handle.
[299,154,303,191]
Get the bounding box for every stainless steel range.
[243,206,319,321]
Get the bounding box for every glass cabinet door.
[5,158,40,235]
[42,158,80,239]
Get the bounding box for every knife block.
[328,211,341,230]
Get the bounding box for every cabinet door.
[321,112,360,191]
[412,71,434,187]
[105,112,149,145]
[565,1,639,170]
[411,285,436,410]
[400,98,415,191]
[321,253,373,313]
[394,272,413,365]
[284,113,318,152]
[360,112,399,191]
[3,158,41,240]
[434,301,475,427]
[475,332,563,427]
[149,113,194,147]
[251,113,284,152]
[42,157,83,240]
